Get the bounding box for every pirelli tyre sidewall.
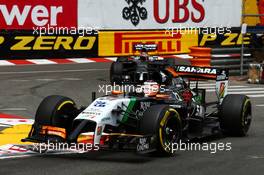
[140,105,182,155]
[35,95,77,132]
[220,94,252,136]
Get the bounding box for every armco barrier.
[179,47,253,76]
[210,47,253,75]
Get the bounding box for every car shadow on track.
[37,150,170,164]
[34,133,229,163]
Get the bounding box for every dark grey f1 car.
[22,64,252,155]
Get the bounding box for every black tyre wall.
[35,95,77,129]
[220,94,252,136]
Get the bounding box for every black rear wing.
[134,44,158,52]
[174,65,229,81]
[173,65,229,102]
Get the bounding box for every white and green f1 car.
[22,66,252,155]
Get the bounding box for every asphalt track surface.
[0,63,264,175]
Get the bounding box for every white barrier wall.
[0,0,242,29]
[78,0,242,29]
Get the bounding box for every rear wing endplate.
[173,66,229,102]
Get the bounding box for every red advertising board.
[0,0,77,29]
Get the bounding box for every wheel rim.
[242,103,252,132]
[160,111,181,152]
[53,102,75,129]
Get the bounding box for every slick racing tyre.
[140,105,182,156]
[35,95,78,132]
[110,62,123,85]
[220,94,252,136]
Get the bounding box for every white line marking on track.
[248,155,264,159]
[190,86,248,89]
[0,154,34,160]
[256,104,264,107]
[248,95,264,98]
[61,78,82,81]
[0,108,27,111]
[35,79,56,81]
[206,88,264,92]
[228,88,264,91]
[228,91,264,94]
[190,83,215,86]
[9,79,30,82]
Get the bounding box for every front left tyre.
[35,95,78,133]
[140,105,182,155]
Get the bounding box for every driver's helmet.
[140,48,149,61]
[142,81,160,97]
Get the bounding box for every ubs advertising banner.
[78,0,242,29]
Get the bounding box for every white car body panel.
[74,96,131,144]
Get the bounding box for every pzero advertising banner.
[78,0,242,30]
[0,30,98,59]
[198,28,251,48]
